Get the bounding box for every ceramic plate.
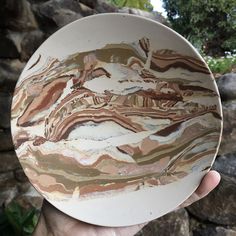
[11,13,223,226]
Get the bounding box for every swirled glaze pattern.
[11,38,222,200]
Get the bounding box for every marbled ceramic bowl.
[11,13,222,226]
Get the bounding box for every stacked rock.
[0,1,235,235]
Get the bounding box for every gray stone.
[51,8,83,28]
[119,7,168,25]
[192,224,216,236]
[0,0,38,31]
[214,153,236,178]
[0,129,14,151]
[0,151,21,172]
[0,171,19,206]
[95,0,118,13]
[17,181,32,196]
[21,30,45,61]
[0,186,18,206]
[0,92,12,129]
[187,174,236,226]
[17,181,32,194]
[79,2,94,16]
[79,0,97,9]
[0,172,18,206]
[192,225,236,236]
[136,208,189,236]
[14,168,28,183]
[33,0,83,33]
[0,171,15,187]
[218,100,236,155]
[215,227,236,236]
[16,185,43,210]
[7,31,26,56]
[0,59,25,92]
[28,0,49,2]
[0,178,42,210]
[189,215,201,231]
[0,32,20,58]
[217,73,236,101]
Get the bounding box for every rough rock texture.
[214,153,236,178]
[14,168,28,183]
[136,209,190,236]
[95,0,118,13]
[217,73,236,101]
[0,129,14,151]
[0,185,18,205]
[0,172,15,187]
[0,0,235,235]
[79,2,95,16]
[0,152,21,172]
[187,153,236,226]
[187,174,236,225]
[218,100,236,155]
[32,0,83,34]
[21,30,45,60]
[0,32,20,58]
[0,0,38,31]
[119,7,167,25]
[79,0,97,9]
[214,227,236,236]
[16,185,43,209]
[0,59,25,92]
[0,92,12,129]
[192,225,236,236]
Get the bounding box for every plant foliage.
[162,0,236,56]
[108,0,153,12]
[204,54,236,74]
[0,201,39,236]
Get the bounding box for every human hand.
[33,170,221,236]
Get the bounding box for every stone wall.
[0,0,235,235]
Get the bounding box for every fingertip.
[195,170,221,198]
[208,170,221,185]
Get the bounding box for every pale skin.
[33,170,221,236]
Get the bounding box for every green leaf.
[23,224,35,234]
[22,210,39,235]
[21,208,36,225]
[4,202,23,234]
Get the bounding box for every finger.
[114,171,221,235]
[41,200,147,236]
[177,170,221,208]
[195,170,221,198]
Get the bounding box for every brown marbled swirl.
[11,38,222,201]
